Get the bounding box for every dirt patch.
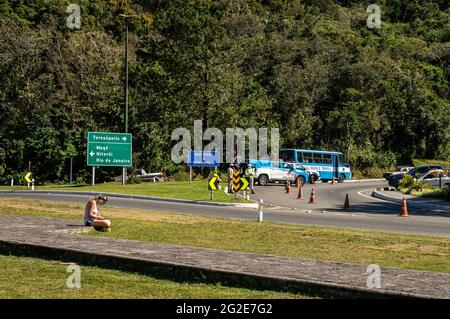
[418,245,443,254]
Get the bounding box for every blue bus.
[279,149,351,182]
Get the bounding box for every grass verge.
[0,254,306,299]
[0,198,449,274]
[0,180,248,203]
[399,187,450,202]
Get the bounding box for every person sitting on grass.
[84,195,111,231]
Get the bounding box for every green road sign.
[87,132,132,167]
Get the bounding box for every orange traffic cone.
[308,189,317,204]
[286,181,292,194]
[399,197,409,217]
[344,193,350,209]
[331,177,335,185]
[295,178,300,189]
[297,185,304,200]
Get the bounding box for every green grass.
[0,254,307,298]
[0,180,248,203]
[1,198,450,274]
[399,186,450,202]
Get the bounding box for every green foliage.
[349,149,397,169]
[398,174,433,193]
[412,159,450,170]
[443,185,450,201]
[127,176,142,184]
[0,0,449,182]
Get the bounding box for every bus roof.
[281,149,344,155]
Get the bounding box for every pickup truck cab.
[417,169,450,187]
[383,166,414,180]
[388,164,445,187]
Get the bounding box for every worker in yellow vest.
[246,164,256,194]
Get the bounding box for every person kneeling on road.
[84,195,111,231]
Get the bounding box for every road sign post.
[25,172,32,189]
[257,199,263,222]
[231,170,249,197]
[188,150,220,193]
[208,173,220,201]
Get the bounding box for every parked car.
[253,161,320,186]
[383,166,415,180]
[417,169,450,187]
[113,169,165,182]
[134,169,165,182]
[388,164,445,187]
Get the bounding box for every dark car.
[388,164,445,187]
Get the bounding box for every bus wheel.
[258,175,269,186]
[309,174,316,184]
[338,174,345,183]
[322,179,329,183]
[296,176,306,187]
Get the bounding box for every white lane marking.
[357,189,391,202]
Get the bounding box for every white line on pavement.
[357,189,392,202]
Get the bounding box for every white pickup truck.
[254,161,320,186]
[418,169,450,187]
[113,169,165,182]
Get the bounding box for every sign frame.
[87,132,132,167]
[188,150,220,167]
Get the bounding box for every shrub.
[169,171,190,181]
[127,176,142,184]
[442,185,450,201]
[349,149,397,170]
[398,174,432,193]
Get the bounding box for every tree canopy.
[0,0,449,182]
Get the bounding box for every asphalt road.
[1,181,450,237]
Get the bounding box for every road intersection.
[1,181,449,237]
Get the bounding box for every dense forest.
[0,0,449,183]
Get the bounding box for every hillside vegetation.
[0,0,449,182]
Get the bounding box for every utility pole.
[119,14,135,186]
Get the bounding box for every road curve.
[1,182,450,237]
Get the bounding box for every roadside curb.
[345,179,385,183]
[372,190,450,212]
[0,190,259,209]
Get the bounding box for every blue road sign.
[188,151,220,167]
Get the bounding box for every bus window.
[323,154,332,164]
[303,152,313,163]
[280,150,295,162]
[312,153,323,164]
[339,154,349,166]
